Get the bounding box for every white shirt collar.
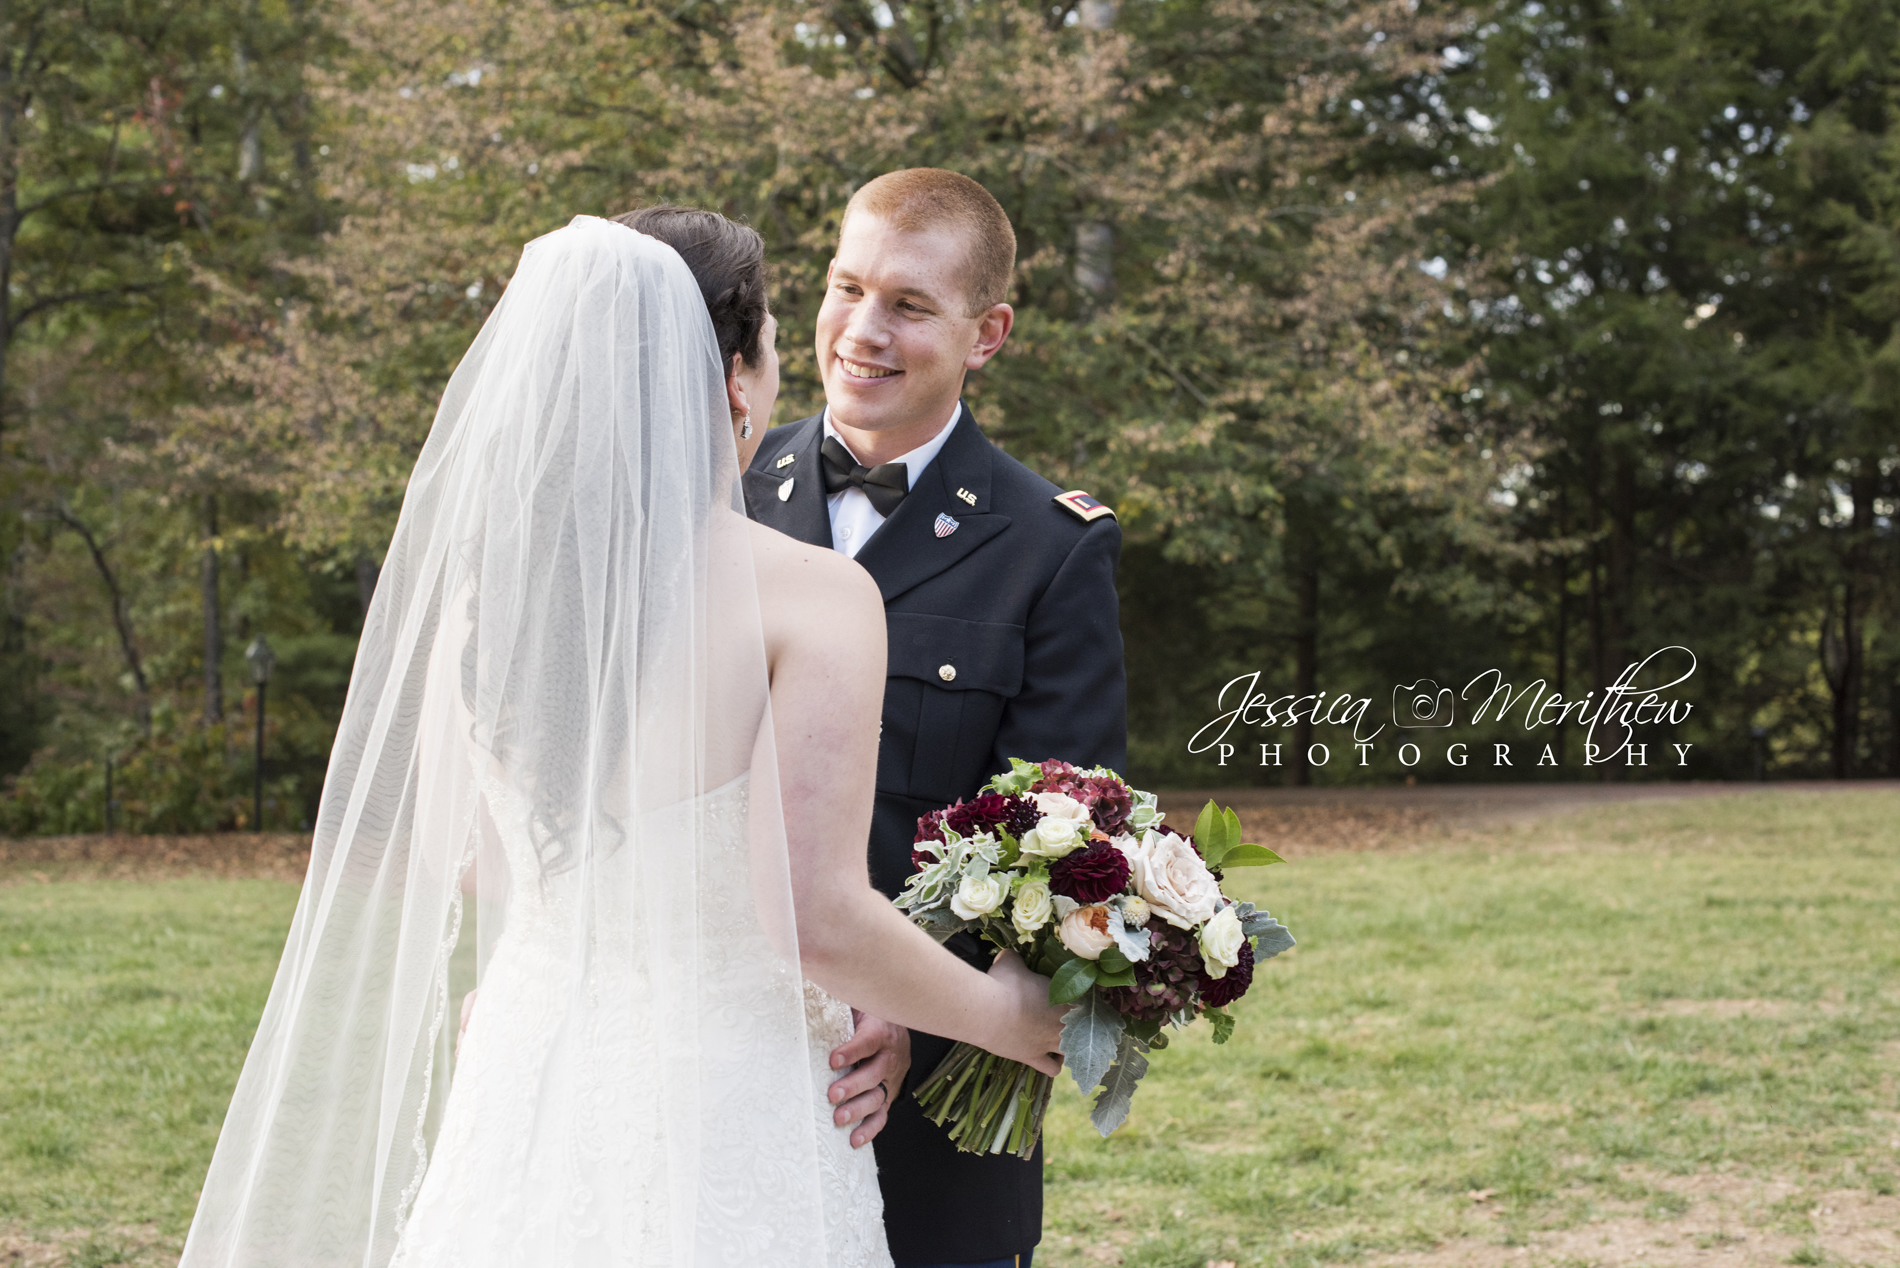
[820,401,963,492]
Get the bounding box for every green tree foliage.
[3,0,1896,830]
[1445,0,1900,777]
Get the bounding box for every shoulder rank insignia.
[1053,489,1116,523]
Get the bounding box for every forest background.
[1,0,1896,834]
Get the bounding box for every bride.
[178,213,1063,1267]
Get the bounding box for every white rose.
[1012,878,1054,937]
[1033,790,1093,823]
[951,871,1009,920]
[1057,903,1116,960]
[1128,829,1220,929]
[1018,815,1087,860]
[1197,905,1244,978]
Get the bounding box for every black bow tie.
[820,436,909,517]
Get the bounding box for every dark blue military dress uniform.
[744,404,1127,1267]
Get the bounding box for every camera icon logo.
[1393,680,1454,728]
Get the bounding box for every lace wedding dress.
[389,774,894,1268]
[179,219,873,1268]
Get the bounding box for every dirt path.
[1155,779,1900,857]
[1368,1167,1900,1268]
[3,782,1895,883]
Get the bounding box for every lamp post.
[246,636,275,831]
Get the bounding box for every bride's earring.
[738,412,753,441]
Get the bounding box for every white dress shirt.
[822,403,962,560]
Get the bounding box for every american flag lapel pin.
[933,512,959,538]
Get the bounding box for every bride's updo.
[611,205,769,372]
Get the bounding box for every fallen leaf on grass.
[1466,1188,1497,1202]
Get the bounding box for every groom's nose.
[839,300,893,352]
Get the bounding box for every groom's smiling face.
[816,213,1013,456]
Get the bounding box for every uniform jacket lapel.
[853,406,1011,603]
[742,415,832,549]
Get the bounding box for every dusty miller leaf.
[1235,903,1295,959]
[1090,1031,1151,1136]
[1060,989,1126,1095]
[910,907,969,943]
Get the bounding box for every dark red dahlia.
[945,793,1038,841]
[1197,937,1254,1008]
[1101,921,1204,1021]
[1047,841,1132,903]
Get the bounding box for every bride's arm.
[761,548,1064,1075]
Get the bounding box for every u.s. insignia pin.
[933,512,959,538]
[955,487,978,506]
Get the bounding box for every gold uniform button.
[938,664,957,682]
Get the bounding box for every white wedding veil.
[180,216,828,1266]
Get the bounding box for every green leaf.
[1218,842,1285,868]
[1206,1006,1236,1045]
[1193,800,1222,863]
[1094,966,1137,988]
[1035,941,1080,978]
[1097,946,1132,975]
[996,832,1021,868]
[1048,957,1099,1005]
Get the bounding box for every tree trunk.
[356,553,379,618]
[1601,450,1636,778]
[55,506,150,732]
[0,34,18,443]
[1074,0,1115,306]
[202,495,223,722]
[1821,589,1861,779]
[1554,486,1569,767]
[1889,676,1899,779]
[1290,530,1319,787]
[1822,464,1878,778]
[235,37,263,184]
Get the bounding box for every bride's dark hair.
[611,205,768,372]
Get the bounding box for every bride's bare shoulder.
[744,519,883,634]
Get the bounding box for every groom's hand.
[829,1010,911,1149]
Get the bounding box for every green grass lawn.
[1040,790,1900,1266]
[2,790,1897,1266]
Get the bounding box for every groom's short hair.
[842,169,1016,315]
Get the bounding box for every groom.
[744,169,1127,1268]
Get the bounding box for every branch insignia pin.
[933,512,959,538]
[778,477,795,502]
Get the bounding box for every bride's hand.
[984,950,1067,1076]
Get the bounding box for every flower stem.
[909,1042,1057,1160]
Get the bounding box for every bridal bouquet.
[895,758,1295,1157]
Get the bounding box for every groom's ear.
[963,303,1014,370]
